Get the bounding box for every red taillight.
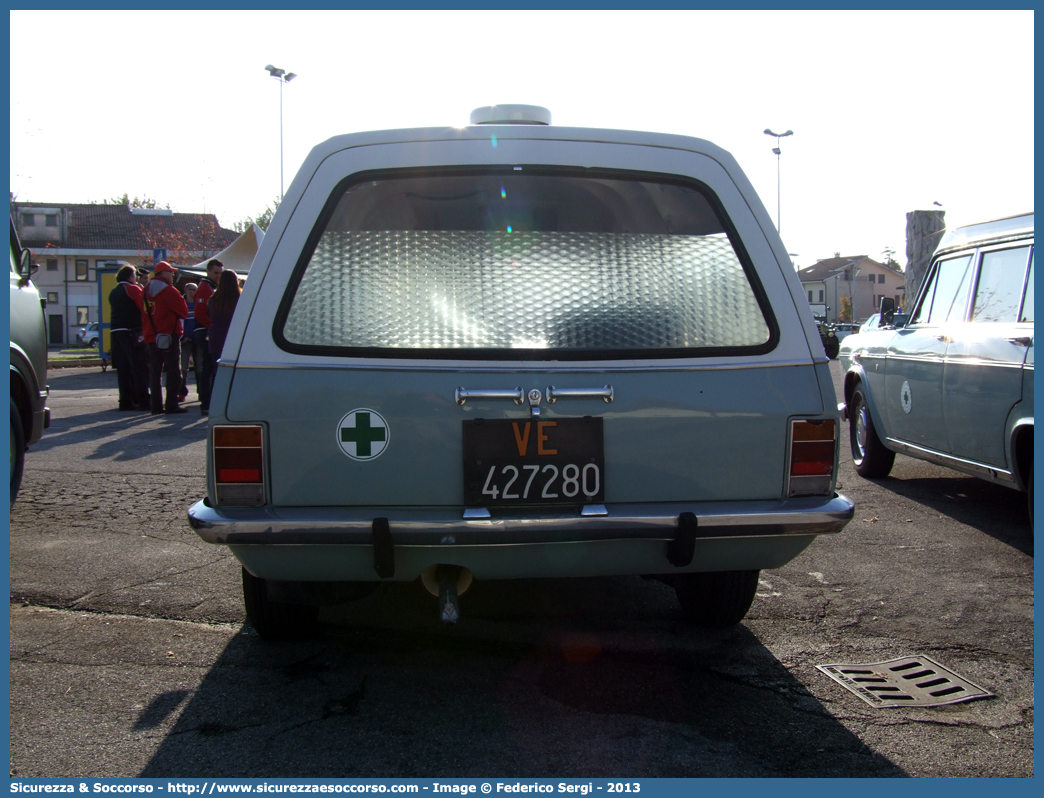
[791,441,835,475]
[789,420,836,496]
[213,425,265,506]
[215,447,263,483]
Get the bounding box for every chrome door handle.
[455,387,524,406]
[1007,336,1033,347]
[545,385,614,404]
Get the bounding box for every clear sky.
[9,9,1034,270]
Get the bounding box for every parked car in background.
[9,220,50,504]
[833,322,861,343]
[858,312,909,335]
[813,315,840,358]
[839,212,1034,521]
[859,314,881,334]
[76,322,100,347]
[188,104,854,639]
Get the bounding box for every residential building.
[798,255,905,323]
[10,201,237,345]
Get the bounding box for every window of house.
[46,258,58,271]
[22,213,35,226]
[45,214,58,227]
[76,306,89,325]
[971,246,1032,323]
[807,290,813,302]
[877,274,885,284]
[75,260,89,281]
[818,290,824,302]
[46,292,58,304]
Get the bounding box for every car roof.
[936,212,1033,255]
[309,123,734,162]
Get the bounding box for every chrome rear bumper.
[188,494,854,546]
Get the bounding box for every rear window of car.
[276,169,776,359]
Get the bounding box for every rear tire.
[242,567,319,641]
[1028,464,1033,527]
[10,398,25,506]
[674,569,760,627]
[849,383,895,478]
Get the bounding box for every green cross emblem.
[337,410,389,460]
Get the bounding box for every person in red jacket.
[193,258,223,416]
[140,261,189,414]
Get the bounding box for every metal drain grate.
[817,655,995,708]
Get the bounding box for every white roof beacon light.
[470,104,552,126]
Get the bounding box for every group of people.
[108,258,242,416]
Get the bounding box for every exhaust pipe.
[421,564,473,624]
[438,565,461,624]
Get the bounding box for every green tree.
[234,198,280,233]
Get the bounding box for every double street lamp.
[265,64,297,199]
[764,128,793,233]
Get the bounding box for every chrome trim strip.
[885,438,1016,483]
[225,358,816,374]
[188,494,854,546]
[885,354,1026,370]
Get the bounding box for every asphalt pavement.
[8,363,1035,778]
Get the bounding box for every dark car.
[9,221,49,503]
[814,316,840,358]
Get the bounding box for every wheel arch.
[843,364,894,451]
[1010,420,1033,491]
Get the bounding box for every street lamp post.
[763,128,793,233]
[265,64,297,199]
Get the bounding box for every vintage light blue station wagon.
[188,105,854,639]
[839,213,1033,520]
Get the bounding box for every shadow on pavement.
[32,404,206,462]
[861,471,1033,556]
[139,577,906,778]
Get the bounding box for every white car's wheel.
[850,383,895,478]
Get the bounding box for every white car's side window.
[912,254,973,325]
[1019,253,1034,323]
[971,246,1032,323]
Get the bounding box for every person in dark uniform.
[108,265,150,410]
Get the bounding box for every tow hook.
[438,565,462,624]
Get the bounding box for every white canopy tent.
[176,223,264,283]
